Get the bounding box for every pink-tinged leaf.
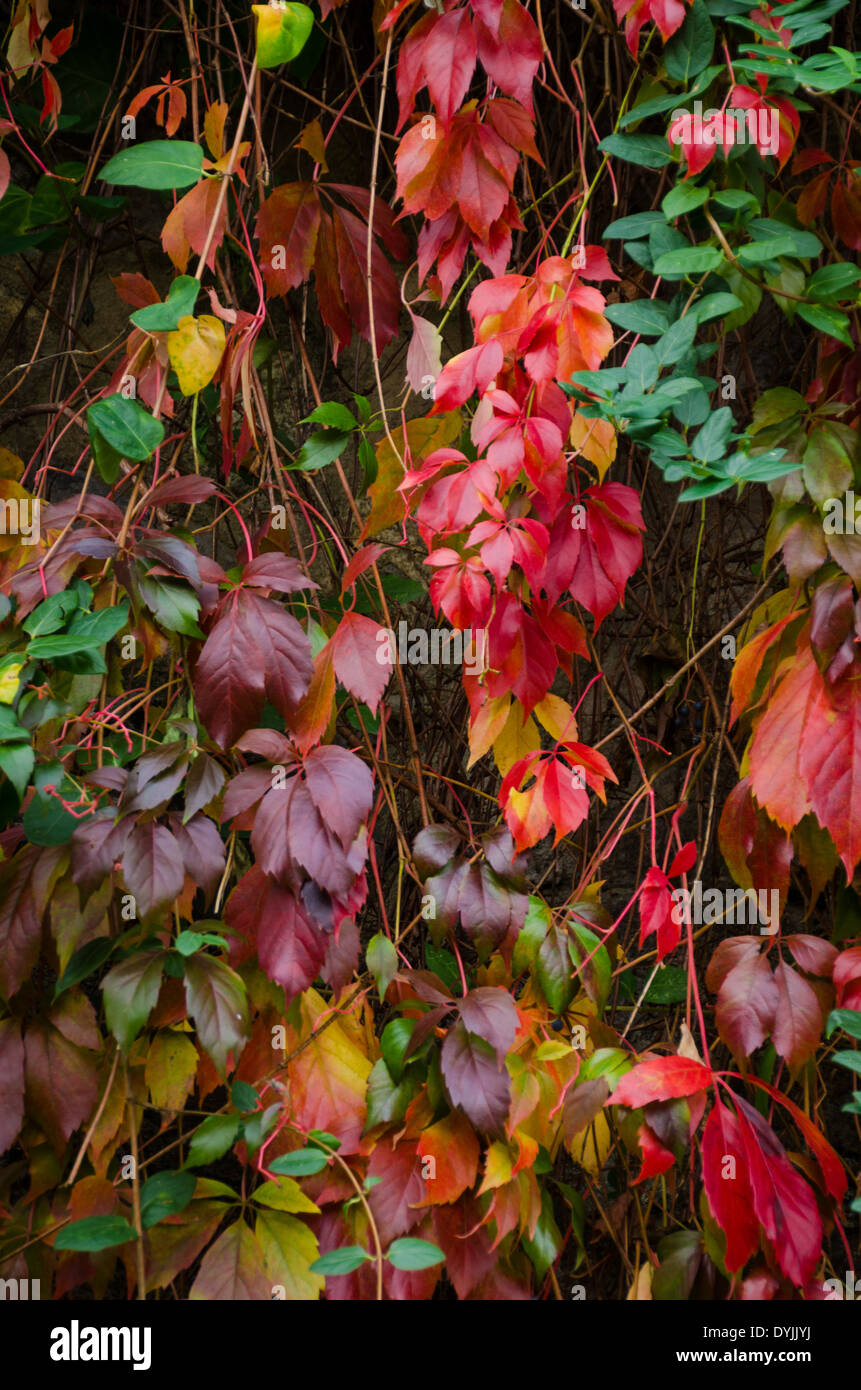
[121,822,185,921]
[189,1219,271,1300]
[241,553,317,594]
[0,1018,25,1155]
[170,813,226,900]
[833,945,861,1008]
[474,0,542,113]
[194,588,313,749]
[367,1140,425,1243]
[457,987,518,1063]
[609,1055,712,1109]
[705,936,761,993]
[770,960,823,1074]
[303,744,374,850]
[715,953,779,1059]
[406,309,443,394]
[701,1103,760,1273]
[784,934,837,978]
[184,753,226,822]
[148,475,218,507]
[441,1020,511,1136]
[222,764,274,821]
[330,610,392,713]
[734,1097,822,1287]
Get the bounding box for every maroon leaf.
[784,934,837,978]
[170,813,226,900]
[563,1077,609,1142]
[367,1139,425,1244]
[235,729,294,763]
[72,816,133,896]
[121,823,186,921]
[0,1018,25,1156]
[770,960,823,1074]
[457,863,527,955]
[431,1195,496,1298]
[705,935,761,993]
[148,475,218,507]
[457,987,518,1063]
[184,753,226,822]
[0,845,66,998]
[241,553,318,594]
[302,744,374,851]
[183,953,250,1077]
[441,1019,511,1136]
[194,588,313,749]
[189,1218,271,1300]
[321,918,360,995]
[221,765,273,821]
[260,883,327,1002]
[24,1021,99,1154]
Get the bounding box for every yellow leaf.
[167,314,226,395]
[297,118,328,172]
[534,1039,574,1062]
[492,701,541,777]
[568,1109,612,1175]
[285,988,372,1151]
[253,1177,319,1215]
[145,1031,199,1114]
[256,1209,323,1301]
[570,412,616,482]
[203,100,228,160]
[477,1140,514,1195]
[360,411,461,540]
[467,695,510,768]
[0,448,24,480]
[0,657,25,705]
[533,692,578,743]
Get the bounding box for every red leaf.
[701,1103,760,1273]
[735,1097,822,1286]
[24,1021,99,1155]
[638,866,680,961]
[610,1055,712,1109]
[330,610,392,713]
[784,934,837,978]
[340,544,390,596]
[367,1139,425,1242]
[256,182,321,294]
[241,553,317,594]
[423,9,477,125]
[0,845,65,998]
[668,840,697,877]
[632,1121,676,1183]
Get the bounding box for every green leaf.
[366,932,398,1002]
[130,276,200,332]
[652,246,723,276]
[653,315,699,366]
[0,742,33,800]
[832,1050,861,1074]
[269,1148,328,1176]
[88,395,165,462]
[231,1080,260,1113]
[22,590,79,637]
[711,188,759,210]
[302,402,357,431]
[568,920,612,1012]
[138,575,204,639]
[805,262,861,302]
[185,1114,243,1167]
[738,236,798,265]
[55,936,115,998]
[662,184,710,220]
[644,965,689,1003]
[102,950,165,1051]
[55,1216,137,1252]
[520,1189,562,1280]
[664,0,715,79]
[380,1018,417,1083]
[827,1008,861,1040]
[692,406,735,462]
[689,291,744,323]
[603,300,670,336]
[386,1237,445,1271]
[310,1246,368,1276]
[100,140,204,190]
[254,2,314,69]
[88,425,122,485]
[598,134,674,168]
[603,211,666,239]
[796,302,854,347]
[513,895,550,974]
[290,429,351,472]
[140,1171,197,1229]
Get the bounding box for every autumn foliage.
[0,0,860,1303]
